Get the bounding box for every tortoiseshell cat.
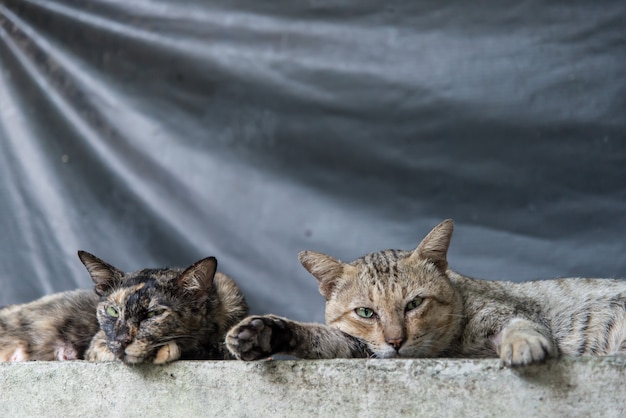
[227,219,626,367]
[81,251,248,364]
[0,251,248,364]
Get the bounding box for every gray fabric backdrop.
[1,0,625,322]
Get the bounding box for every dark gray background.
[1,0,625,323]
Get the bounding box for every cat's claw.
[226,315,290,361]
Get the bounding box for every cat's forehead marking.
[125,287,153,316]
[355,249,410,280]
[126,268,180,284]
[341,250,409,305]
[110,283,146,306]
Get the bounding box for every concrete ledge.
[1,357,624,417]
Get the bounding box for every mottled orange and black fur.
[0,251,248,364]
[227,219,626,367]
[0,290,99,361]
[80,251,249,364]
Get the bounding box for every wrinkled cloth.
[1,0,624,320]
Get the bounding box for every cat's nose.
[386,337,404,350]
[115,334,132,347]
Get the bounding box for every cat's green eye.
[106,306,119,318]
[147,309,165,319]
[355,307,375,318]
[406,297,424,311]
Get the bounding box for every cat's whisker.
[156,334,195,342]
[148,336,195,351]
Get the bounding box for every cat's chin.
[376,347,426,359]
[374,350,400,359]
[122,354,146,365]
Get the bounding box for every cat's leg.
[494,318,557,367]
[153,342,181,364]
[85,330,116,361]
[226,314,370,360]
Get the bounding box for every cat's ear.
[298,251,356,299]
[78,251,125,296]
[177,257,217,306]
[411,219,454,271]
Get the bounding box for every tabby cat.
[0,251,248,364]
[226,219,626,367]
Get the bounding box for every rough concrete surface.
[0,357,624,417]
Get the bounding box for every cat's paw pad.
[500,332,554,367]
[226,315,288,361]
[153,342,181,364]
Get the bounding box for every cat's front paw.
[86,347,116,362]
[85,331,116,362]
[153,342,181,364]
[226,315,293,361]
[497,320,557,367]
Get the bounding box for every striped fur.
[227,219,626,367]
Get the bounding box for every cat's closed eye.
[146,309,166,319]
